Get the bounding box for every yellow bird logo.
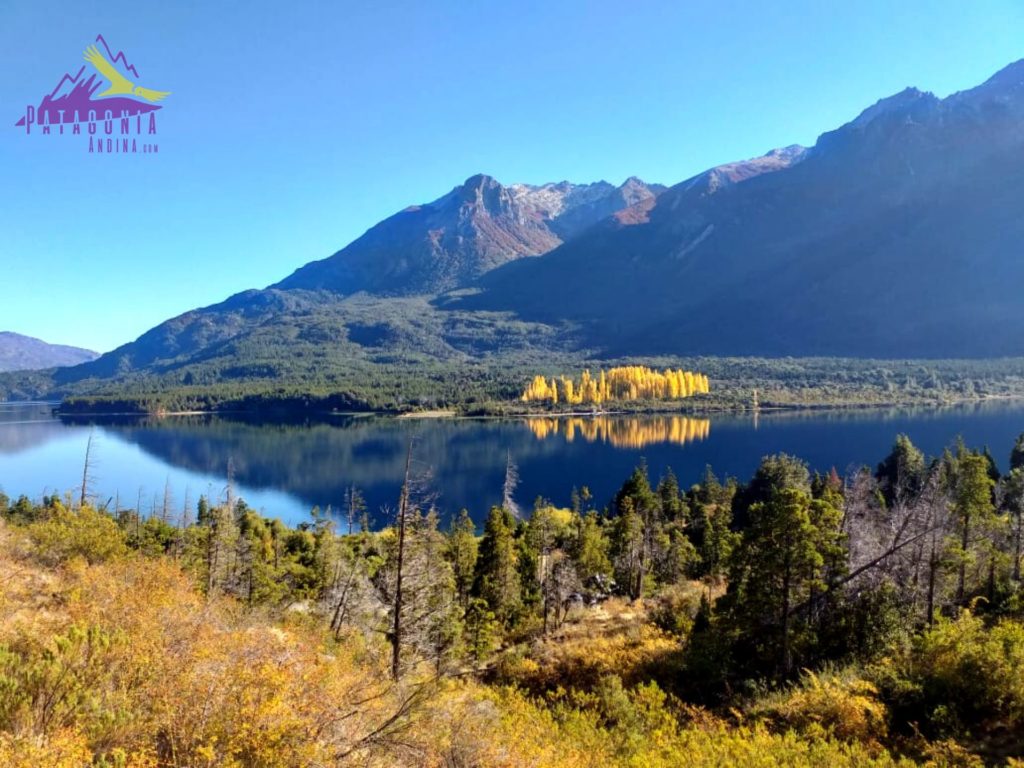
[84,44,170,103]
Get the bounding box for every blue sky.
[1,0,1022,353]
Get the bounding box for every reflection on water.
[2,401,1024,527]
[527,415,711,448]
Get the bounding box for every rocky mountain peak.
[847,87,937,130]
[275,174,664,296]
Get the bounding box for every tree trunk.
[957,512,970,605]
[206,524,218,597]
[926,532,938,627]
[391,442,413,681]
[79,431,95,509]
[1014,511,1022,582]
[781,554,792,676]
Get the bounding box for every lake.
[2,401,1024,528]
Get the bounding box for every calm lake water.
[2,401,1024,528]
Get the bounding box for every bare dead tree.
[181,486,193,528]
[224,456,236,514]
[386,439,451,681]
[175,486,193,561]
[346,485,367,536]
[79,429,97,509]
[543,553,581,633]
[329,552,372,640]
[782,462,951,628]
[161,475,174,523]
[503,451,520,518]
[136,486,144,539]
[392,441,414,681]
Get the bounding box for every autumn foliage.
[527,415,710,448]
[7,429,1024,765]
[521,366,710,405]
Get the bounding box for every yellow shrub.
[0,728,92,768]
[748,667,889,747]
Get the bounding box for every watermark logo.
[16,34,169,155]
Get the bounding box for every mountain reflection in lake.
[2,402,1024,528]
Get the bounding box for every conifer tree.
[573,510,613,583]
[472,506,522,627]
[447,509,478,609]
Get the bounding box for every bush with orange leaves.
[0,522,433,767]
[0,520,921,768]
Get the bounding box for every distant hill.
[0,332,98,372]
[6,60,1024,405]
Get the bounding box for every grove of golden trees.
[521,366,710,406]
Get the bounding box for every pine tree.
[472,506,522,627]
[573,510,612,583]
[949,451,996,605]
[612,462,661,599]
[875,434,926,507]
[1011,433,1024,472]
[656,468,687,523]
[447,509,478,609]
[720,463,844,677]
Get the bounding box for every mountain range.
[463,63,1024,357]
[0,333,98,373]
[7,60,1024,401]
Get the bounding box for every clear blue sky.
[1,0,1022,353]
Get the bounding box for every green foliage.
[463,597,500,659]
[717,457,845,677]
[9,348,1024,417]
[25,503,127,565]
[880,611,1024,743]
[1011,433,1024,473]
[947,450,998,605]
[472,506,522,626]
[573,510,613,582]
[876,434,926,507]
[446,509,478,608]
[7,431,1024,764]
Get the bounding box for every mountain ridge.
[274,174,664,296]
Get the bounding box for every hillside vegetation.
[4,431,1024,764]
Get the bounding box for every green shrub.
[26,504,127,565]
[883,611,1024,740]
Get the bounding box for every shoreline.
[31,391,1024,420]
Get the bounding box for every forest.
[12,355,1024,417]
[2,433,1024,765]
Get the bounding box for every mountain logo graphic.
[16,34,169,154]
